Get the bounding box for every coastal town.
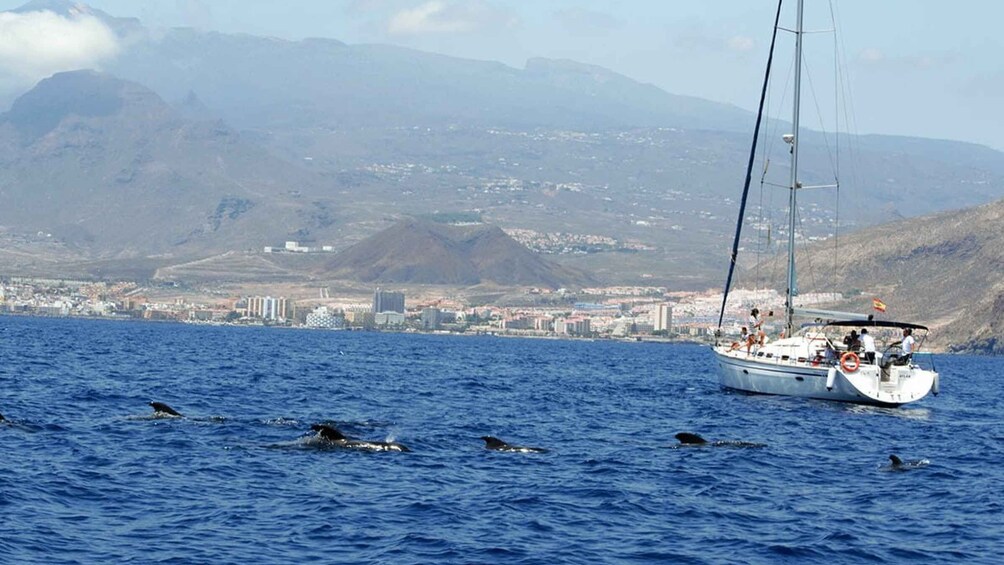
[0,276,841,342]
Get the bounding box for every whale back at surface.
[886,454,929,471]
[311,424,410,452]
[480,436,547,453]
[480,436,508,450]
[675,432,708,445]
[311,424,348,441]
[674,432,766,448]
[149,402,182,417]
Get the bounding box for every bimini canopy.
[819,320,930,331]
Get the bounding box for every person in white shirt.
[748,308,766,347]
[860,328,876,364]
[901,328,915,361]
[885,327,916,367]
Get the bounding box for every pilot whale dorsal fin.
[480,436,509,450]
[312,424,348,442]
[889,454,903,467]
[0,411,5,423]
[480,436,547,453]
[149,401,182,417]
[675,432,708,445]
[310,425,409,451]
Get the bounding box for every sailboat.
[711,0,939,407]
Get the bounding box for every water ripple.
[0,317,1000,563]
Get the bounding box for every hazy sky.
[1,0,1001,149]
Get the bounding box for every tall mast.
[785,0,804,337]
[715,0,785,337]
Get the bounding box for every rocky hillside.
[0,70,327,260]
[323,219,592,288]
[791,198,1004,353]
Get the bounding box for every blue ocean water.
[1,316,1001,564]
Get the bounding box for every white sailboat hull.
[713,340,937,407]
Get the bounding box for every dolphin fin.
[149,401,182,416]
[312,424,348,441]
[480,436,508,450]
[675,432,707,445]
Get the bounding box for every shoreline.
[1,311,964,354]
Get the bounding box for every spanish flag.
[872,298,887,312]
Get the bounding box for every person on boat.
[842,330,861,352]
[883,328,916,367]
[748,308,766,346]
[746,328,758,354]
[822,339,838,364]
[729,327,749,352]
[900,328,915,364]
[860,328,876,364]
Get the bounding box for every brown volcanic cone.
[323,219,591,287]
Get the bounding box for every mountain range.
[0,70,325,259]
[0,0,1002,343]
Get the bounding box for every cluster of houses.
[0,278,843,341]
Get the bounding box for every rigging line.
[802,44,839,294]
[755,170,764,286]
[792,205,821,300]
[829,0,841,285]
[757,52,795,293]
[829,0,840,180]
[832,187,840,295]
[755,157,770,287]
[717,0,784,334]
[764,52,795,242]
[755,62,779,291]
[830,0,863,208]
[754,56,779,292]
[765,52,795,163]
[802,46,843,296]
[832,0,867,271]
[801,51,839,177]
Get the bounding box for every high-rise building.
[246,296,264,318]
[655,303,673,333]
[554,317,590,336]
[375,311,406,326]
[421,307,442,330]
[305,306,345,329]
[372,289,405,314]
[246,296,295,321]
[345,310,375,327]
[275,297,294,321]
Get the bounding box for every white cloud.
[859,48,885,62]
[553,8,623,35]
[727,35,755,53]
[0,9,120,87]
[858,48,957,70]
[387,0,516,36]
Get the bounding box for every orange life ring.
[840,352,860,373]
